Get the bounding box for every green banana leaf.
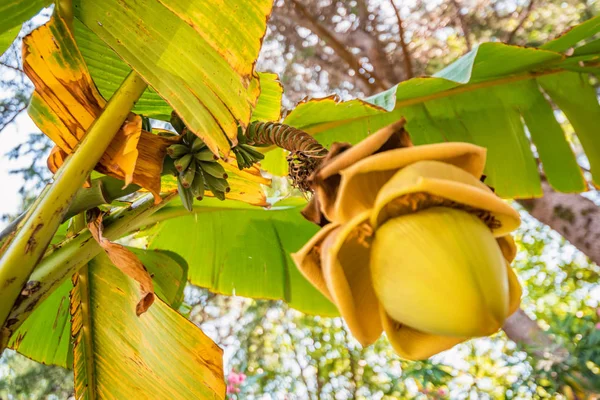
[251,72,284,122]
[281,17,600,199]
[71,253,224,399]
[0,0,50,35]
[0,24,20,55]
[9,248,188,369]
[73,0,273,155]
[74,18,281,124]
[144,198,338,317]
[73,18,172,120]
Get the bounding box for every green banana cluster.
[168,113,231,211]
[232,126,265,169]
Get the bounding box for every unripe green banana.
[233,147,251,169]
[211,189,226,201]
[190,169,205,200]
[174,153,193,172]
[180,160,196,188]
[191,137,206,153]
[170,112,186,135]
[177,176,194,212]
[199,161,228,179]
[240,144,265,161]
[141,116,152,132]
[204,173,230,193]
[194,148,218,162]
[184,128,196,145]
[167,144,189,159]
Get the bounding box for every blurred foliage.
[0,350,73,399]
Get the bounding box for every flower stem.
[245,121,328,191]
[0,71,148,329]
[246,121,328,156]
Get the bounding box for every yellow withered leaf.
[24,15,172,202]
[47,146,68,174]
[88,212,154,316]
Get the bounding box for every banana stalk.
[0,71,148,329]
[0,193,175,349]
[0,176,140,245]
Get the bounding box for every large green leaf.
[0,24,20,55]
[75,21,283,123]
[73,0,273,155]
[541,16,600,52]
[8,279,73,368]
[537,72,600,182]
[251,72,284,122]
[71,254,224,399]
[8,248,188,368]
[0,0,50,34]
[283,20,600,198]
[144,198,338,317]
[73,19,172,120]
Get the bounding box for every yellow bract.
[293,121,522,360]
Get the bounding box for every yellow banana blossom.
[293,121,522,360]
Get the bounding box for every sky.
[0,11,50,230]
[0,112,39,229]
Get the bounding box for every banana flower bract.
[292,122,522,360]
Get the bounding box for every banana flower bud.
[293,121,522,360]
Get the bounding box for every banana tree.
[1,0,600,397]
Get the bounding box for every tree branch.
[289,0,388,92]
[506,0,536,44]
[449,0,472,51]
[356,0,370,32]
[518,180,600,266]
[0,61,24,74]
[389,0,414,78]
[0,104,27,132]
[502,310,568,360]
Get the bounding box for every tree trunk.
[518,181,600,265]
[502,310,568,360]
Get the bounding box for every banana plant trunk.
[0,71,148,334]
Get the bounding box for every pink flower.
[228,373,239,385]
[226,370,246,396]
[596,308,600,318]
[228,371,246,384]
[226,385,240,394]
[595,322,600,330]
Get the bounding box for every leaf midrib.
[301,67,566,135]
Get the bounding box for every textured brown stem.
[245,122,328,192]
[246,122,327,156]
